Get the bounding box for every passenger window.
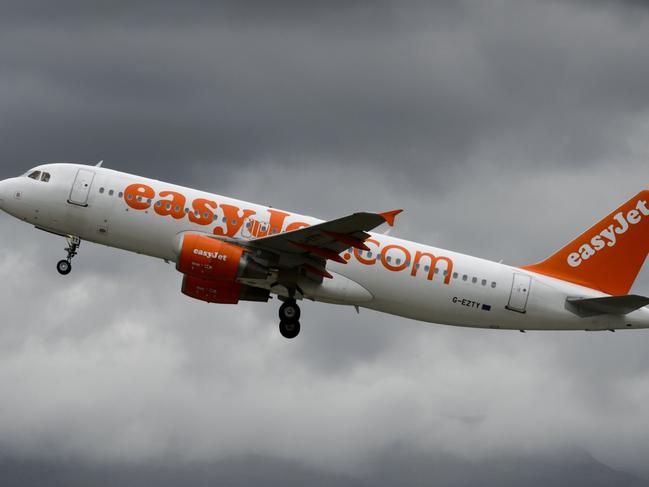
[434,268,439,274]
[462,275,468,281]
[28,171,41,180]
[118,192,124,198]
[109,190,114,196]
[424,265,430,271]
[41,172,51,182]
[395,258,401,265]
[99,188,105,194]
[481,279,487,286]
[472,277,477,284]
[453,272,458,279]
[491,282,497,288]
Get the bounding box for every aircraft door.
[68,169,96,207]
[507,274,531,313]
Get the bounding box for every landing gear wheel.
[279,320,301,339]
[279,300,301,322]
[57,236,80,276]
[57,260,72,276]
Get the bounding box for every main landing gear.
[57,236,80,276]
[279,299,301,339]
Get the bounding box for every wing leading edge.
[250,209,402,254]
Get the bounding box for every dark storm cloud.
[0,0,461,184]
[2,448,649,487]
[1,0,648,191]
[577,0,649,11]
[2,0,649,485]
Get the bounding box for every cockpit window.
[28,171,41,180]
[41,172,51,182]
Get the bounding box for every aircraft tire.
[279,300,301,322]
[57,260,72,276]
[279,320,300,339]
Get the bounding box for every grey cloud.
[2,448,649,487]
[1,0,647,189]
[2,0,649,484]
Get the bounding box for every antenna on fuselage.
[95,160,104,167]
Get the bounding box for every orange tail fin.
[522,191,649,295]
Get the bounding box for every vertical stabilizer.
[522,191,649,295]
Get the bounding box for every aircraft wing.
[247,209,402,277]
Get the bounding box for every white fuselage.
[1,163,648,331]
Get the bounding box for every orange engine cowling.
[182,276,270,304]
[176,234,270,304]
[176,233,266,281]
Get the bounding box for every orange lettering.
[267,209,291,235]
[154,191,187,219]
[189,198,217,226]
[249,220,262,237]
[354,238,380,265]
[286,221,310,232]
[411,251,454,284]
[249,209,291,238]
[124,183,155,210]
[380,244,411,272]
[214,204,256,237]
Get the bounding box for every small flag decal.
[482,304,492,311]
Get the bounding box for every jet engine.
[175,233,270,303]
[175,233,267,281]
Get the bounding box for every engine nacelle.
[175,233,267,281]
[182,276,270,304]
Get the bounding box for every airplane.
[1,162,648,339]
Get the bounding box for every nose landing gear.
[279,299,301,339]
[57,236,80,276]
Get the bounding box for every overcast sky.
[2,1,649,485]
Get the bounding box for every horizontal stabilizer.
[566,294,649,317]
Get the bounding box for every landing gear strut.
[279,298,301,339]
[57,236,80,276]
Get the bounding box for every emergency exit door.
[68,169,95,207]
[507,274,531,313]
